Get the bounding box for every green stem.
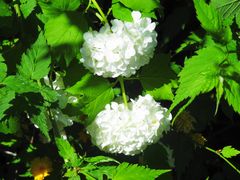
[205,146,240,175]
[91,0,108,24]
[85,0,92,12]
[119,77,128,108]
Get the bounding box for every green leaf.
[112,2,133,21]
[140,54,176,101]
[17,32,51,80]
[31,107,50,139]
[0,55,7,82]
[112,162,171,180]
[67,74,114,121]
[0,87,15,119]
[0,117,20,134]
[64,169,80,179]
[3,75,58,103]
[55,138,81,167]
[3,76,40,94]
[120,0,159,12]
[146,83,175,101]
[38,0,81,18]
[0,0,12,16]
[82,88,114,121]
[224,78,240,114]
[211,0,240,19]
[20,0,37,18]
[193,0,222,33]
[170,46,226,111]
[221,146,240,158]
[45,12,88,65]
[40,86,58,102]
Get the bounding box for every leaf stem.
[119,77,128,108]
[205,146,240,175]
[91,0,108,24]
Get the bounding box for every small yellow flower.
[30,157,52,180]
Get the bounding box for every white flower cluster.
[80,11,157,78]
[87,94,172,156]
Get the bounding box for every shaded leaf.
[0,116,19,134]
[0,87,15,120]
[67,74,114,121]
[39,0,81,16]
[0,0,12,16]
[17,32,51,80]
[45,12,88,65]
[0,55,7,82]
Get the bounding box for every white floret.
[87,94,172,155]
[80,11,157,78]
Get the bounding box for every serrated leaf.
[224,79,240,114]
[112,2,133,21]
[67,74,114,121]
[221,56,240,114]
[31,107,50,139]
[221,146,240,158]
[55,138,81,167]
[40,86,58,102]
[20,0,37,18]
[120,0,159,12]
[170,46,226,111]
[193,0,222,33]
[211,0,240,19]
[45,12,88,65]
[0,55,7,82]
[0,87,15,119]
[112,162,171,180]
[17,32,51,80]
[3,76,39,93]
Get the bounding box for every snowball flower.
[80,11,157,78]
[87,94,172,155]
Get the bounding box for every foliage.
[0,0,240,179]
